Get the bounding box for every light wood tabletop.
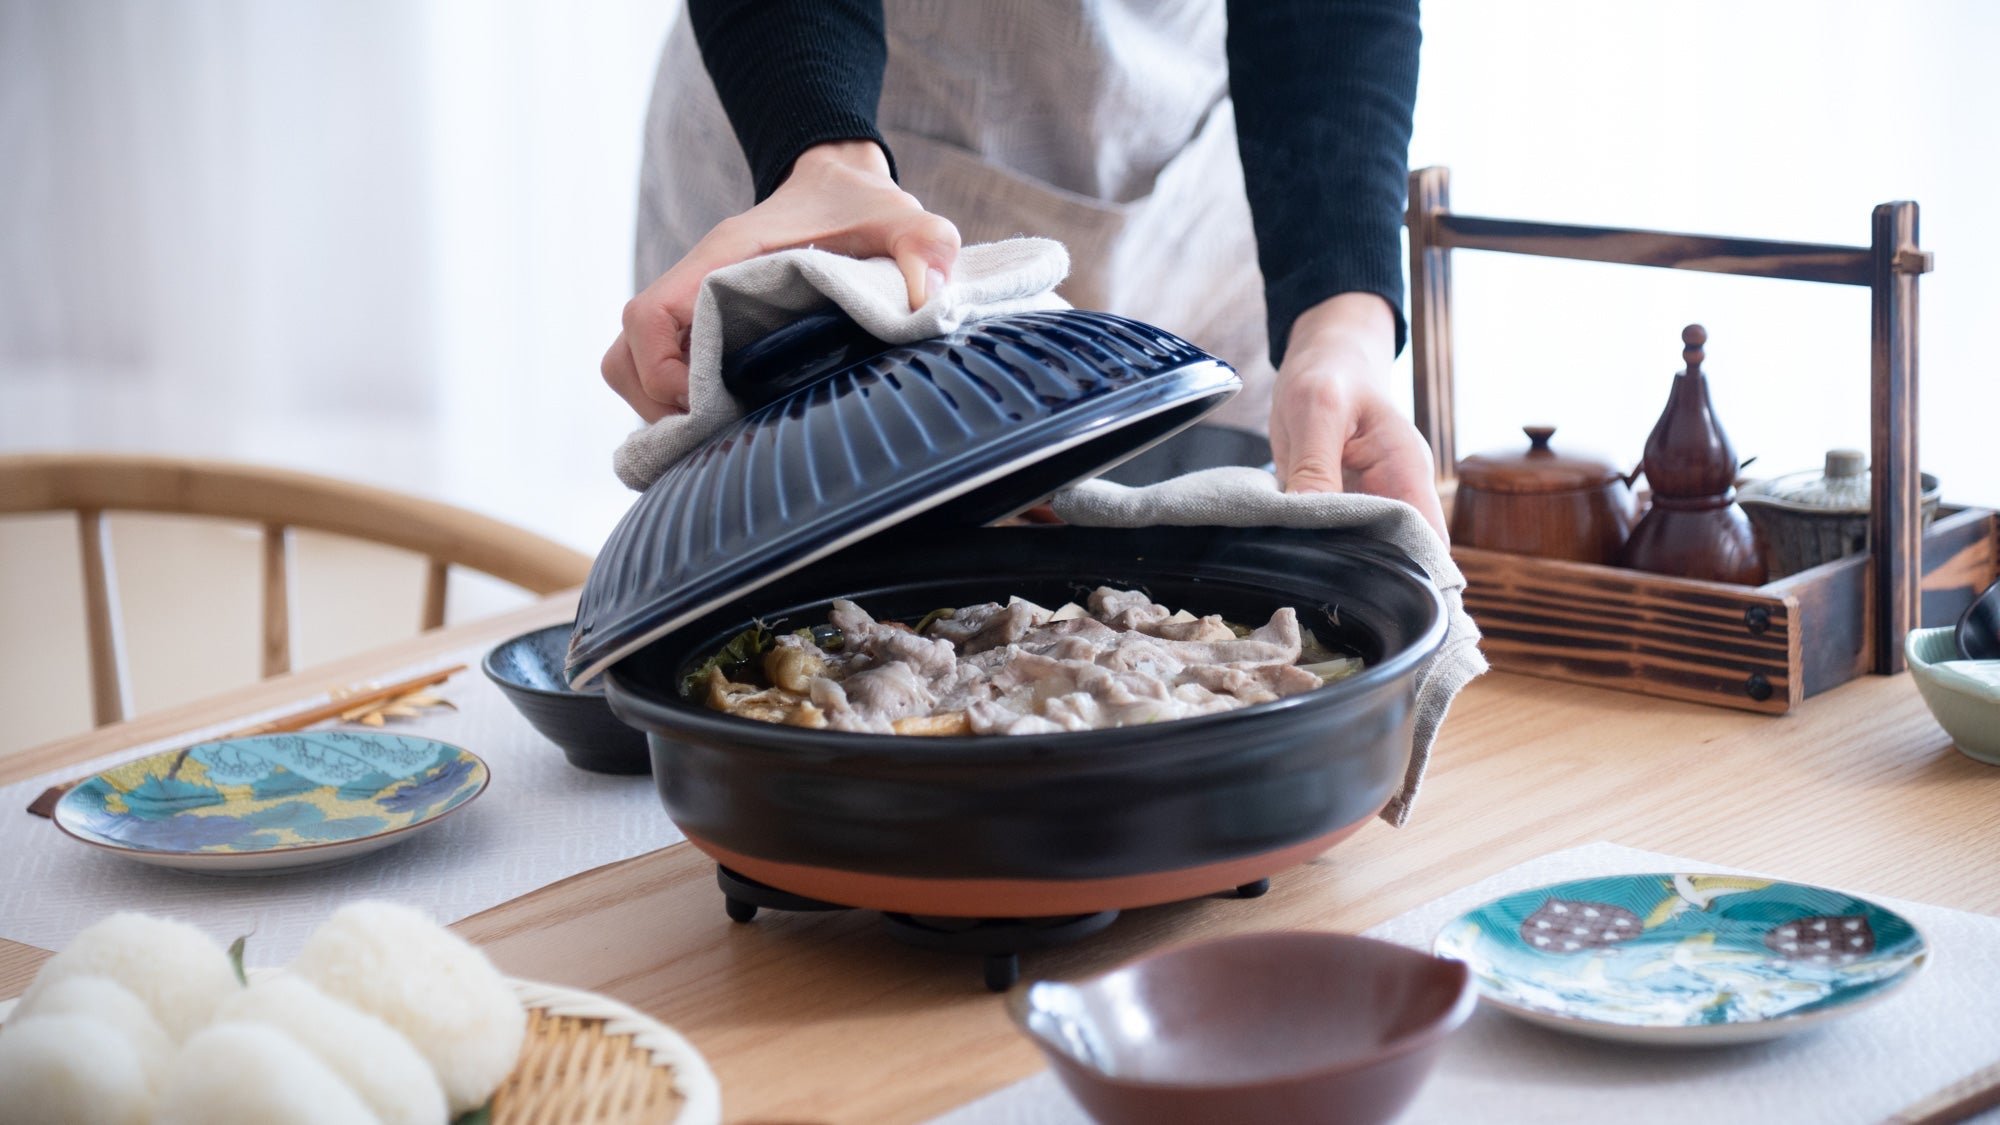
[6,590,2000,1124]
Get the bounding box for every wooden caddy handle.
[1404,165,1933,674]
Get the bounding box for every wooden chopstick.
[24,665,466,820]
[1883,1059,2000,1125]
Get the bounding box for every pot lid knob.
[1824,449,1866,479]
[1523,425,1557,453]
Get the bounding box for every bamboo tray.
[1407,167,1999,713]
[494,978,720,1125]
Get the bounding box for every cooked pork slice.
[1120,607,1304,669]
[860,628,960,689]
[1135,614,1238,643]
[934,668,998,712]
[928,600,1045,654]
[1178,664,1280,704]
[707,593,1345,733]
[1009,616,1120,653]
[1037,692,1105,730]
[988,649,1087,702]
[1088,587,1169,630]
[839,662,939,725]
[813,676,895,734]
[966,701,1066,735]
[828,598,877,635]
[925,602,999,645]
[1266,663,1326,696]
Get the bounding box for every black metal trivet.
[716,865,1270,990]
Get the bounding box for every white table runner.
[0,644,684,969]
[929,843,2000,1125]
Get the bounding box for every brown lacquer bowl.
[1007,931,1476,1125]
[602,523,1447,918]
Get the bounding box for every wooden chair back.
[0,453,593,726]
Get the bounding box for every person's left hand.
[1268,292,1449,539]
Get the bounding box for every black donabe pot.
[604,522,1446,918]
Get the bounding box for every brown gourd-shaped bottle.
[1617,325,1767,585]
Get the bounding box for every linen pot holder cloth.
[614,237,1071,490]
[1054,467,1488,827]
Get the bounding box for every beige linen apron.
[637,0,1276,433]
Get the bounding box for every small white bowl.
[1906,627,2000,764]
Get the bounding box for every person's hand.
[1268,292,1449,539]
[602,140,961,423]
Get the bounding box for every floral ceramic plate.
[51,731,489,875]
[1433,873,1928,1045]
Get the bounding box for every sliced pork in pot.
[697,587,1362,735]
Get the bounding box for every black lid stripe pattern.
[568,310,1238,686]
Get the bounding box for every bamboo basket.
[495,978,721,1125]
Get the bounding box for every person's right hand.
[602,140,961,422]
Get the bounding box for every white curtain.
[0,0,675,551]
[1405,0,2000,504]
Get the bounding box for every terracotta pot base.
[681,814,1377,918]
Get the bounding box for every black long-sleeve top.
[688,0,1420,362]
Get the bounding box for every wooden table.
[6,591,2000,1124]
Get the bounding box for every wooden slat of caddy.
[1406,165,1456,480]
[1454,546,1800,713]
[1871,201,1925,675]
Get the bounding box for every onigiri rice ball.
[153,1022,382,1125]
[0,1013,152,1125]
[9,975,174,1093]
[15,913,239,1042]
[292,901,525,1115]
[214,973,447,1125]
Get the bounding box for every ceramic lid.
[1455,426,1629,495]
[1740,449,1942,514]
[566,308,1240,686]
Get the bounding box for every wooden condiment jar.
[1451,426,1636,564]
[1617,325,1767,585]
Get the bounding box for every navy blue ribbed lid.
[567,309,1238,686]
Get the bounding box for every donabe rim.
[603,557,1448,766]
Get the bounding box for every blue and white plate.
[52,730,489,875]
[1433,872,1928,1045]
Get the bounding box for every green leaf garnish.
[913,607,956,635]
[452,1100,494,1125]
[681,623,775,699]
[227,934,248,985]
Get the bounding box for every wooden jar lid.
[1456,426,1628,494]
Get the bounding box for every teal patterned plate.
[1433,873,1928,1045]
[52,731,489,875]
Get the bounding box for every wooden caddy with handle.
[1405,165,1996,713]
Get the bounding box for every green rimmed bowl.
[1907,626,2000,764]
[1434,872,1927,1045]
[51,731,489,875]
